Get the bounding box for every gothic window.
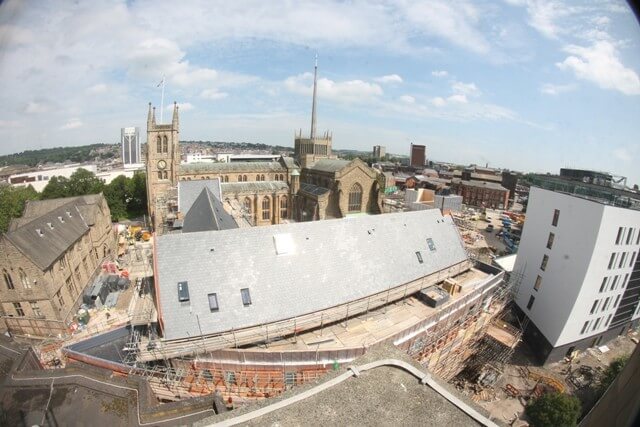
[348,183,363,212]
[19,268,30,289]
[162,135,168,153]
[156,136,162,153]
[280,196,288,219]
[244,197,252,213]
[3,269,14,290]
[238,175,242,181]
[163,171,168,180]
[261,174,265,181]
[224,176,229,183]
[262,197,271,221]
[158,171,163,180]
[243,175,247,182]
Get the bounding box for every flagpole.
[159,76,165,123]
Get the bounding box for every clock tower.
[145,101,180,234]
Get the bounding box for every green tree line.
[0,144,116,167]
[0,168,147,232]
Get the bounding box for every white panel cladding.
[514,187,640,348]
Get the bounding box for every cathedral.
[146,62,383,234]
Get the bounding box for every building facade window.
[262,197,271,221]
[66,276,76,296]
[590,299,599,314]
[616,227,623,244]
[546,233,555,250]
[30,302,42,318]
[608,253,616,269]
[348,183,363,212]
[156,136,162,153]
[19,268,31,289]
[526,295,535,310]
[614,294,621,308]
[162,136,168,153]
[552,209,560,226]
[602,297,610,311]
[56,290,65,309]
[540,254,549,271]
[599,277,608,293]
[280,197,288,219]
[580,321,589,334]
[619,253,627,268]
[593,317,602,331]
[534,275,542,291]
[13,302,24,317]
[3,269,14,290]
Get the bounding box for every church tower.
[146,102,180,234]
[294,56,333,168]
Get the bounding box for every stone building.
[0,194,116,337]
[147,60,383,234]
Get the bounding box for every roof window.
[427,238,436,252]
[416,251,423,264]
[208,293,219,312]
[177,281,190,302]
[240,288,252,306]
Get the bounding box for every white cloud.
[430,97,446,107]
[86,83,107,94]
[403,1,490,53]
[447,94,468,104]
[200,89,228,100]
[557,40,640,95]
[525,0,571,39]
[431,70,448,78]
[452,81,481,97]
[374,74,403,84]
[399,95,415,103]
[59,118,82,130]
[540,82,576,95]
[284,73,383,104]
[613,147,633,162]
[166,102,194,111]
[24,101,49,114]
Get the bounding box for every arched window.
[238,175,242,181]
[244,197,252,213]
[156,136,162,153]
[348,183,363,212]
[243,175,247,182]
[280,196,288,219]
[261,174,265,181]
[19,268,30,289]
[3,269,14,290]
[262,196,271,221]
[224,176,229,183]
[157,171,163,180]
[162,135,168,153]
[163,171,168,180]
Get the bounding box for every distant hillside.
[0,144,117,167]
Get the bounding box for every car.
[486,224,494,231]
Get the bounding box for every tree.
[526,392,581,427]
[103,175,129,221]
[41,176,71,199]
[0,185,39,232]
[125,172,147,216]
[597,355,629,396]
[67,168,104,196]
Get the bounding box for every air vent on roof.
[47,222,54,230]
[58,216,65,223]
[66,211,72,218]
[36,229,44,237]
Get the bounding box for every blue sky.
[1,0,639,184]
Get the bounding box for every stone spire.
[310,54,318,141]
[172,101,179,129]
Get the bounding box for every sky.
[0,1,639,184]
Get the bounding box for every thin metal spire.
[310,54,318,141]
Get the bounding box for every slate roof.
[179,162,286,174]
[280,156,297,169]
[182,187,238,233]
[300,182,330,196]
[155,210,469,341]
[220,181,289,194]
[307,159,351,173]
[460,180,508,191]
[4,198,102,270]
[10,194,103,230]
[177,179,221,213]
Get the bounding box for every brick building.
[0,194,116,337]
[452,180,509,210]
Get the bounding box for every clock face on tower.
[157,160,167,170]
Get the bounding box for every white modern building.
[514,187,640,363]
[121,127,141,165]
[183,153,280,164]
[9,164,98,192]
